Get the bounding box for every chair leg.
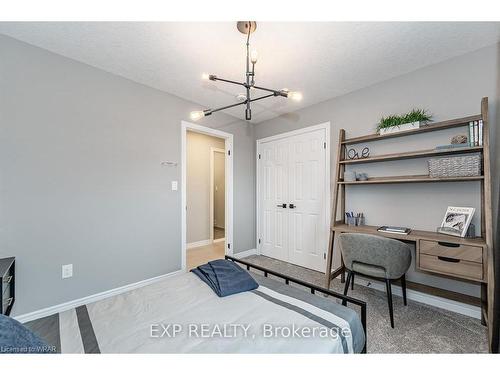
[351,272,355,290]
[401,274,407,306]
[342,271,352,306]
[385,279,395,328]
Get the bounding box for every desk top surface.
[332,223,486,247]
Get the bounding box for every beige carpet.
[241,254,488,353]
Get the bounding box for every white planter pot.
[379,121,421,135]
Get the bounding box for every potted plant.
[377,109,432,135]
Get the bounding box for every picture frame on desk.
[437,206,475,238]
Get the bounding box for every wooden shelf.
[331,222,487,248]
[340,146,483,165]
[342,114,482,145]
[338,174,484,185]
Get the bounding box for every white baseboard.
[14,269,185,324]
[233,248,257,259]
[187,239,211,249]
[213,238,225,243]
[339,275,481,319]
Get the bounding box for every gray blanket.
[191,259,258,297]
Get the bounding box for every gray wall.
[186,131,225,243]
[255,43,499,297]
[0,35,255,316]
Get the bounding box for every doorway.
[256,122,330,272]
[181,121,233,271]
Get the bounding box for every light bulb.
[201,73,210,80]
[190,111,205,121]
[288,91,303,101]
[250,50,258,64]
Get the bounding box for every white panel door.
[258,125,328,272]
[287,129,327,271]
[259,138,289,262]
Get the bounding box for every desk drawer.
[419,240,483,263]
[419,254,483,281]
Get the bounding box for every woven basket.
[428,154,481,178]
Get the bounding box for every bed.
[24,256,366,354]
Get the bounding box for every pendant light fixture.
[190,21,302,122]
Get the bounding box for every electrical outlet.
[171,181,178,191]
[62,264,73,279]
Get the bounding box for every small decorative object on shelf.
[344,170,357,182]
[437,206,475,238]
[343,171,368,182]
[377,109,432,135]
[451,134,468,144]
[346,147,370,159]
[428,154,481,177]
[356,173,368,181]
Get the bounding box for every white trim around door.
[210,147,226,243]
[255,122,331,271]
[181,121,234,272]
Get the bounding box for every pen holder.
[346,217,357,226]
[346,216,364,226]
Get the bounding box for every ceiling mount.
[236,21,257,35]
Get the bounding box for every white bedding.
[53,272,363,353]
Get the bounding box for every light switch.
[62,264,73,279]
[171,181,178,191]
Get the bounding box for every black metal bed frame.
[225,255,367,353]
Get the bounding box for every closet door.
[287,129,327,272]
[259,138,289,262]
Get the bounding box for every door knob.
[277,203,287,208]
[289,204,296,209]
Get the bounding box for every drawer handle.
[3,276,12,284]
[438,256,460,263]
[437,241,460,248]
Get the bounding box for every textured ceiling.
[1,22,499,123]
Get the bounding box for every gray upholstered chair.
[338,233,412,328]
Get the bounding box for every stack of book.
[468,120,483,146]
[377,226,411,235]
